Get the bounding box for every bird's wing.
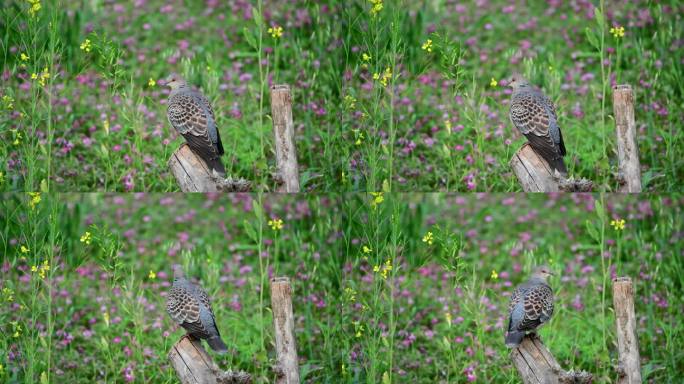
[518,284,553,331]
[540,93,567,156]
[511,92,564,163]
[167,286,201,325]
[168,93,221,161]
[195,93,225,156]
[195,285,215,317]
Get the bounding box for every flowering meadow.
[1,1,682,192]
[1,193,682,382]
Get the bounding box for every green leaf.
[585,220,599,241]
[242,27,257,50]
[594,199,605,221]
[594,7,604,28]
[40,372,48,384]
[585,27,599,49]
[382,371,391,384]
[243,219,257,242]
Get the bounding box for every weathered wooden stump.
[270,277,300,384]
[612,85,642,192]
[167,335,251,384]
[270,85,300,193]
[612,277,642,384]
[510,334,592,384]
[510,143,593,192]
[168,144,251,192]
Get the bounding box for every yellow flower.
[80,39,92,53]
[445,311,452,326]
[21,245,29,254]
[362,53,371,62]
[31,73,38,80]
[422,232,434,245]
[2,287,14,302]
[148,78,156,87]
[27,192,41,210]
[2,95,14,110]
[355,131,364,145]
[344,287,356,302]
[381,258,393,279]
[374,66,392,87]
[369,192,384,209]
[610,218,626,231]
[369,0,383,16]
[27,0,41,17]
[344,94,356,110]
[103,119,110,134]
[38,260,50,279]
[610,26,625,38]
[31,265,38,272]
[148,270,156,280]
[267,25,284,39]
[11,321,22,338]
[268,217,284,231]
[103,311,110,327]
[373,265,380,273]
[490,77,498,87]
[421,39,433,53]
[80,231,92,245]
[491,269,498,280]
[20,53,29,61]
[362,245,372,254]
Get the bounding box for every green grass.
[1,193,682,382]
[1,1,682,191]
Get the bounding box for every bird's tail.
[505,331,525,348]
[205,157,226,177]
[206,336,228,354]
[549,157,568,176]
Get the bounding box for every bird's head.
[164,73,188,90]
[171,264,185,280]
[532,265,555,281]
[508,73,530,89]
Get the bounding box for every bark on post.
[510,144,593,192]
[612,85,642,193]
[270,85,300,193]
[270,277,300,384]
[612,277,643,384]
[168,144,251,192]
[510,334,592,384]
[167,335,251,384]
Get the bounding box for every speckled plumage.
[505,266,555,348]
[509,75,567,174]
[165,74,225,175]
[166,265,228,353]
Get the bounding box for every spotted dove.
[166,264,228,353]
[505,265,555,348]
[165,74,226,176]
[508,75,568,175]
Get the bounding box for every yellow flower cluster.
[268,25,283,39]
[10,321,22,338]
[20,53,29,61]
[344,94,356,110]
[369,192,384,209]
[80,39,92,53]
[2,95,14,110]
[2,287,14,302]
[31,259,50,279]
[20,245,30,254]
[148,270,157,280]
[344,287,356,303]
[362,245,372,254]
[373,67,392,87]
[610,26,625,38]
[31,67,50,86]
[268,217,284,231]
[610,218,626,231]
[12,129,23,146]
[353,129,364,145]
[369,0,383,16]
[353,320,364,338]
[422,231,434,245]
[490,77,498,87]
[421,39,433,53]
[490,269,498,280]
[27,192,41,210]
[373,258,393,279]
[26,0,41,17]
[80,231,92,245]
[148,78,156,87]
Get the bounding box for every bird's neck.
[169,85,189,98]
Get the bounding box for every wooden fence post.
[168,144,251,192]
[510,143,593,192]
[270,85,300,193]
[270,277,300,384]
[167,335,251,384]
[612,277,642,384]
[612,85,642,192]
[509,334,592,384]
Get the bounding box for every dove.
[165,74,226,176]
[505,265,555,348]
[166,264,228,353]
[509,75,568,175]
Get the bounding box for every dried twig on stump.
[167,335,251,384]
[270,85,300,193]
[613,277,643,384]
[168,144,251,192]
[270,277,300,384]
[510,143,593,192]
[612,85,642,192]
[510,334,592,384]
